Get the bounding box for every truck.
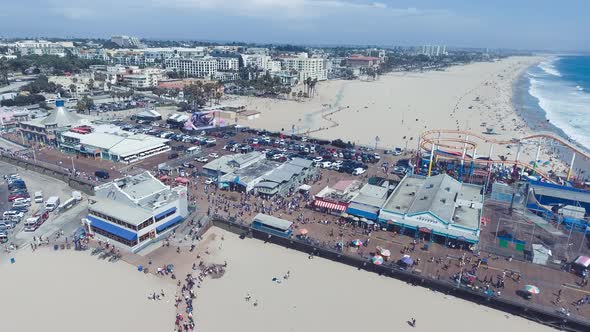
[34,191,44,203]
[45,196,60,212]
[23,208,49,232]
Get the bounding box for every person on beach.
[411,318,416,327]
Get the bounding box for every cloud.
[151,0,446,20]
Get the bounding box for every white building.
[111,35,144,48]
[86,172,189,252]
[379,174,483,245]
[240,54,281,73]
[164,58,218,79]
[141,47,207,64]
[16,40,73,57]
[58,124,171,163]
[215,57,240,71]
[245,47,269,55]
[280,53,327,82]
[122,68,164,88]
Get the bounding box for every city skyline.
[1,1,589,52]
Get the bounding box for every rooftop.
[382,174,482,229]
[116,172,168,200]
[89,199,152,225]
[253,213,293,231]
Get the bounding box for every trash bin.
[10,258,15,264]
[138,265,143,272]
[54,245,59,251]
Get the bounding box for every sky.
[1,0,589,51]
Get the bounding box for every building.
[122,68,164,88]
[85,171,188,252]
[280,53,328,82]
[111,35,144,48]
[346,55,380,68]
[16,40,73,57]
[346,183,390,222]
[379,174,483,245]
[251,213,293,238]
[254,158,315,197]
[202,151,266,178]
[165,58,218,79]
[314,180,362,215]
[214,71,240,82]
[19,100,88,145]
[215,57,240,71]
[58,124,170,163]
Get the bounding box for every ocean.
[514,56,590,150]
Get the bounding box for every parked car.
[168,153,179,159]
[352,168,366,176]
[208,153,219,158]
[204,178,216,185]
[195,157,209,163]
[95,170,110,180]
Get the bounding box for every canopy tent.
[574,255,590,268]
[400,255,413,266]
[298,184,312,192]
[299,228,309,235]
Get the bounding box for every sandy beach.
[229,56,567,171]
[0,249,176,332]
[194,227,556,332]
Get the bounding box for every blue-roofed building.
[84,171,189,252]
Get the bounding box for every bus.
[23,209,49,232]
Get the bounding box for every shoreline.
[512,57,590,179]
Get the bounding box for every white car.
[208,153,219,158]
[204,178,216,185]
[13,197,31,204]
[195,157,209,163]
[392,148,403,156]
[352,168,367,176]
[320,161,333,169]
[313,156,323,163]
[373,153,381,160]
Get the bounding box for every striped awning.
[314,200,347,211]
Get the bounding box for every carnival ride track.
[419,130,590,184]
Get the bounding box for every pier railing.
[210,215,590,332]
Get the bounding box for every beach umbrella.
[523,285,540,295]
[341,212,349,218]
[351,239,363,247]
[401,255,413,266]
[352,217,360,222]
[380,248,391,257]
[299,228,309,235]
[372,255,384,265]
[360,217,368,223]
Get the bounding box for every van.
[45,196,60,212]
[95,170,110,179]
[34,191,43,203]
[186,146,200,154]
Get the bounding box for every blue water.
[521,56,590,149]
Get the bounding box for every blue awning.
[87,215,137,241]
[346,207,378,220]
[156,215,183,232]
[155,207,176,220]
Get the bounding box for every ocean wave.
[576,85,584,91]
[528,75,590,149]
[538,59,562,77]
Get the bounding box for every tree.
[0,59,9,87]
[69,84,77,97]
[87,79,95,95]
[76,95,94,114]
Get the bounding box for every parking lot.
[0,161,86,250]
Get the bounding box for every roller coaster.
[419,129,590,184]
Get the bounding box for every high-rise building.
[280,53,327,82]
[111,35,144,48]
[164,58,218,79]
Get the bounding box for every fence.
[209,215,590,332]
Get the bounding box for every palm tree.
[87,79,95,95]
[69,84,77,98]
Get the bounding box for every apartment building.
[215,57,240,71]
[164,58,218,79]
[122,68,164,88]
[280,53,328,81]
[15,40,73,57]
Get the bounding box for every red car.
[8,194,29,202]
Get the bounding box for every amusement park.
[417,129,590,265]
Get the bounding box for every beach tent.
[574,255,590,268]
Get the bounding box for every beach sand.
[0,249,176,332]
[195,227,556,332]
[229,56,566,172]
